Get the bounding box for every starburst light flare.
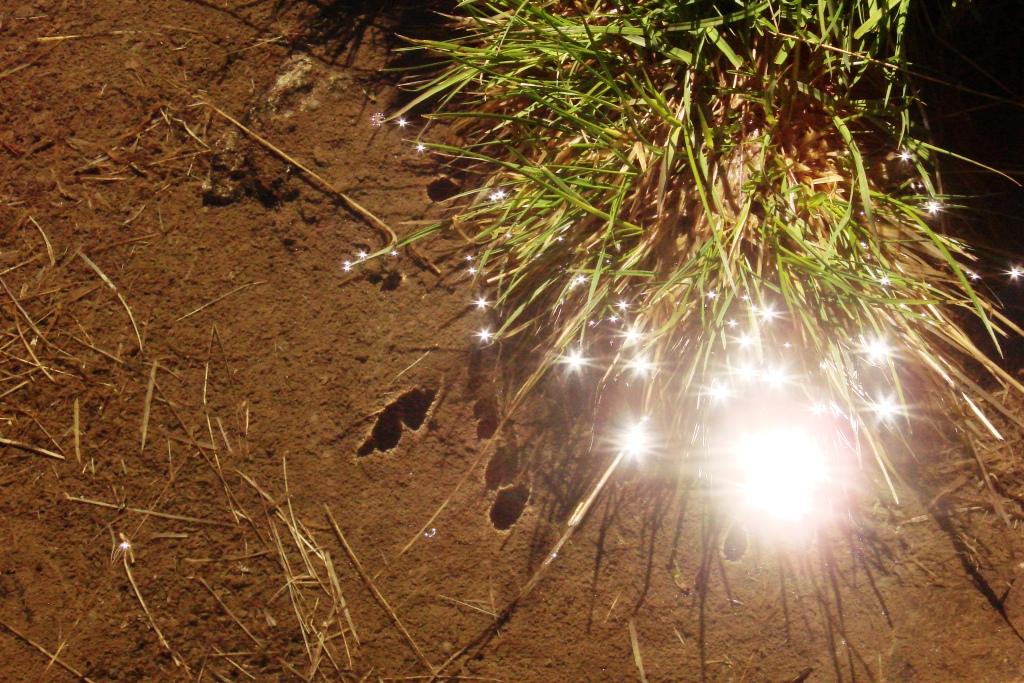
[619,421,651,460]
[561,348,587,372]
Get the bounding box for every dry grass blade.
[323,549,358,668]
[515,450,626,603]
[324,505,435,674]
[72,397,82,464]
[200,99,398,246]
[0,379,30,401]
[211,646,256,680]
[35,30,145,42]
[381,677,504,682]
[238,468,355,674]
[175,281,267,322]
[266,519,314,671]
[0,436,65,460]
[438,595,497,619]
[0,618,96,682]
[11,314,55,381]
[0,48,50,81]
[0,61,33,80]
[628,619,648,683]
[197,577,263,647]
[64,494,232,526]
[400,414,513,557]
[77,251,144,352]
[0,277,53,349]
[140,360,158,452]
[427,449,628,680]
[121,551,190,674]
[27,216,56,266]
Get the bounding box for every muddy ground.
[2,2,1024,681]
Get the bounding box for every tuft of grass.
[393,0,1023,501]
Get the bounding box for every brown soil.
[2,2,1024,681]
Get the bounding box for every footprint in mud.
[427,175,460,202]
[470,394,529,529]
[473,396,499,440]
[490,483,530,531]
[366,269,402,291]
[484,443,519,491]
[357,387,436,456]
[721,522,748,562]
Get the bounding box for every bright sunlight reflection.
[620,421,650,459]
[731,426,829,521]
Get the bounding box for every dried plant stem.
[324,505,435,674]
[0,618,96,682]
[122,554,189,675]
[0,379,30,401]
[140,360,158,452]
[72,397,82,464]
[36,30,146,43]
[628,619,648,683]
[521,450,626,603]
[197,577,263,647]
[429,450,626,680]
[64,494,232,527]
[0,436,65,460]
[11,315,55,381]
[399,431,504,557]
[77,251,144,353]
[175,281,267,322]
[239,468,355,674]
[200,100,397,246]
[0,278,58,380]
[27,216,55,266]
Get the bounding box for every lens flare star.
[620,421,651,459]
[756,304,780,323]
[870,395,902,421]
[704,381,732,404]
[623,326,643,345]
[735,332,756,348]
[627,355,653,376]
[861,336,892,365]
[560,348,587,372]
